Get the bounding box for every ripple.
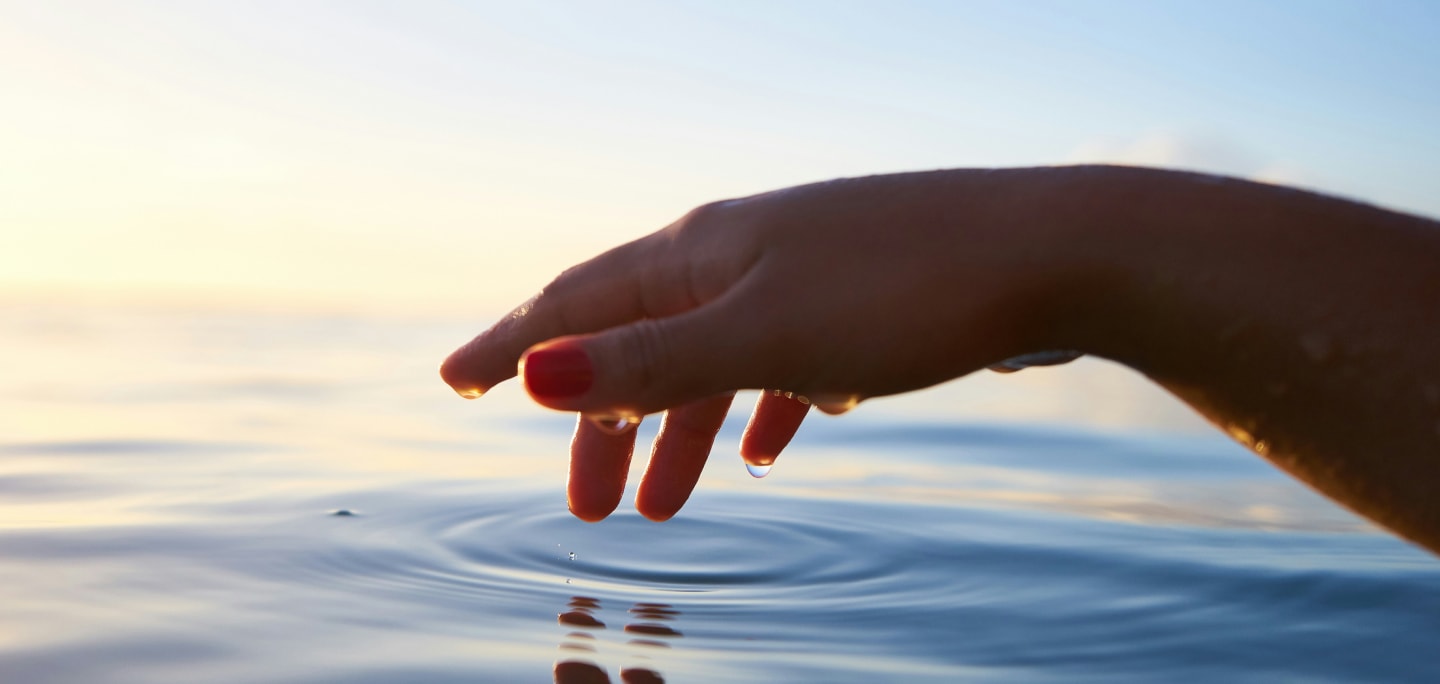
[261,484,1440,683]
[288,489,918,612]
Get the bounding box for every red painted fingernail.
[522,345,595,400]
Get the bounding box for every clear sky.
[3,1,1438,314]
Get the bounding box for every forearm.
[1051,166,1440,552]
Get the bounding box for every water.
[587,415,642,436]
[2,299,1438,683]
[743,463,773,478]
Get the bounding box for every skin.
[440,165,1440,555]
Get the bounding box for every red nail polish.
[522,345,595,400]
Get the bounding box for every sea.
[2,298,1436,683]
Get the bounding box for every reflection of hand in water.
[624,602,682,645]
[555,596,680,684]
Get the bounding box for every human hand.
[440,169,1090,522]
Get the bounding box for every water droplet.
[329,509,357,517]
[454,387,484,400]
[812,394,861,415]
[1225,424,1256,448]
[585,413,640,435]
[568,551,577,561]
[744,463,772,478]
[764,389,810,404]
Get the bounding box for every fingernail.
[522,345,595,400]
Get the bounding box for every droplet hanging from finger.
[585,413,641,435]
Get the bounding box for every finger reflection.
[553,660,611,684]
[554,596,681,684]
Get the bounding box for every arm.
[441,165,1440,553]
[1057,166,1440,553]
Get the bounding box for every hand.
[440,169,1088,522]
[441,164,1440,557]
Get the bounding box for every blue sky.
[2,1,1437,312]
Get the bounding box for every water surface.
[1,300,1436,683]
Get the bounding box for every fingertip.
[737,447,778,465]
[567,504,614,523]
[437,350,467,390]
[634,489,687,523]
[439,339,491,399]
[739,390,811,463]
[634,477,690,522]
[634,481,689,522]
[567,475,624,523]
[637,505,676,523]
[568,478,621,522]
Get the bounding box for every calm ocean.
[2,299,1436,683]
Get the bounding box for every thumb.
[518,303,766,416]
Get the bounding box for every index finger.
[440,236,670,397]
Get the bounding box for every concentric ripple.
[288,486,917,610]
[254,482,1440,683]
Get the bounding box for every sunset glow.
[4,2,1437,315]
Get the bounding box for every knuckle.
[669,199,743,248]
[675,200,727,233]
[616,319,671,396]
[542,266,581,301]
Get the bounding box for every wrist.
[967,165,1143,363]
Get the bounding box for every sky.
[3,0,1438,315]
